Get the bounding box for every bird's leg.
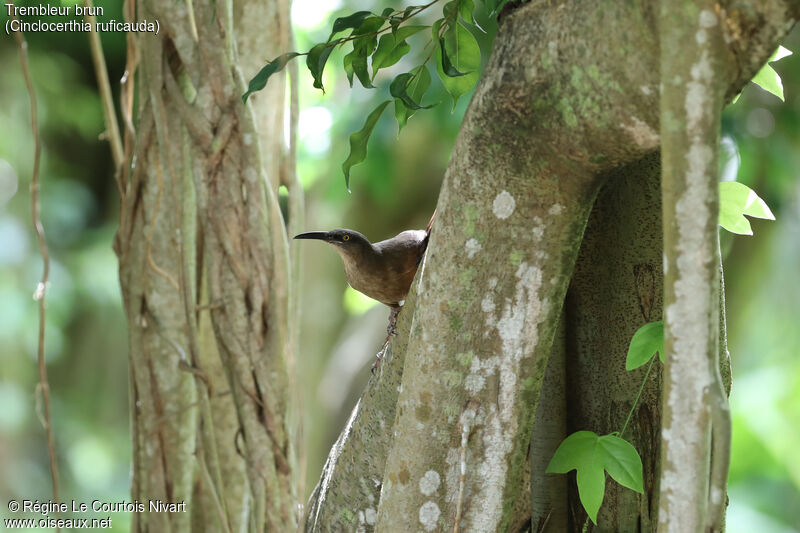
[372,306,402,373]
[386,305,401,336]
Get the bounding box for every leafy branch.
[242,0,500,188]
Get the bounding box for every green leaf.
[597,435,644,494]
[435,21,481,109]
[342,100,391,190]
[352,15,385,37]
[380,7,394,17]
[487,0,511,17]
[373,35,411,78]
[343,51,355,86]
[352,51,374,88]
[443,0,457,19]
[626,321,664,370]
[546,431,604,523]
[329,10,371,39]
[347,16,385,88]
[459,0,475,21]
[547,431,644,524]
[547,431,597,474]
[390,71,434,110]
[242,52,300,103]
[719,181,775,235]
[394,65,431,131]
[576,461,606,524]
[371,25,428,79]
[751,45,792,101]
[439,37,469,77]
[306,43,337,91]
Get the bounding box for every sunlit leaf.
[719,181,775,236]
[242,52,300,103]
[394,65,431,131]
[626,321,664,370]
[328,10,372,39]
[547,431,643,524]
[342,100,391,190]
[751,46,792,101]
[435,21,481,109]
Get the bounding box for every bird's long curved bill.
[293,231,329,241]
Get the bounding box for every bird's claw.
[372,342,389,374]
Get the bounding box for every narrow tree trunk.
[115,0,298,530]
[658,3,727,531]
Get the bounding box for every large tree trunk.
[305,1,797,532]
[115,0,300,530]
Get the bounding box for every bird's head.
[294,229,372,258]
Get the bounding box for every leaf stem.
[620,356,656,438]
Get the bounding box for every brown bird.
[295,212,434,366]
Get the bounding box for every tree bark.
[565,152,665,531]
[305,1,797,532]
[658,3,728,531]
[115,0,299,530]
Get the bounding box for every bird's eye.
[342,235,351,242]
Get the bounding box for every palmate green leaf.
[547,431,643,524]
[719,181,775,235]
[576,462,606,525]
[342,100,391,190]
[733,45,792,103]
[242,52,300,103]
[596,435,644,494]
[751,45,792,101]
[435,20,481,110]
[372,25,428,79]
[626,321,664,370]
[394,65,431,131]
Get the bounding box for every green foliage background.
[0,1,798,530]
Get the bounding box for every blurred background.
[0,1,797,530]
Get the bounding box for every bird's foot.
[374,307,402,374]
[386,306,401,337]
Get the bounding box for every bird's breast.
[339,250,419,307]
